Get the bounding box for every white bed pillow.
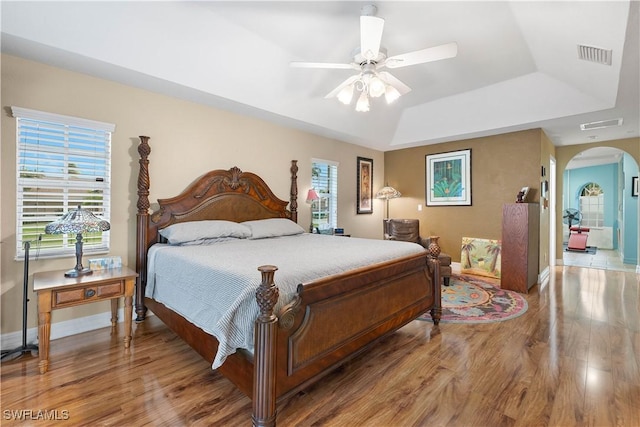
[242,218,305,239]
[159,220,251,245]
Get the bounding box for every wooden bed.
[134,136,441,426]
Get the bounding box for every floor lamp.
[0,241,39,361]
[375,185,401,236]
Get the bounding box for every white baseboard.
[451,261,462,274]
[0,307,137,349]
[538,266,550,286]
[455,260,550,288]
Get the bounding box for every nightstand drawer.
[53,282,124,307]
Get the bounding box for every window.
[12,107,114,259]
[311,159,338,231]
[579,182,604,227]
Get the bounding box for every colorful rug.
[418,274,528,324]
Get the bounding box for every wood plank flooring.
[1,265,639,426]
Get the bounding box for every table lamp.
[306,188,320,233]
[45,205,110,277]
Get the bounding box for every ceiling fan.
[290,4,458,112]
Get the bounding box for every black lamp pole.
[1,241,39,361]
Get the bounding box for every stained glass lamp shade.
[45,205,110,277]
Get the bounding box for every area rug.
[418,274,528,324]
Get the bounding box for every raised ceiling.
[2,1,638,152]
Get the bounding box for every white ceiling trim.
[391,71,613,146]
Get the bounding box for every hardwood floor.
[1,266,639,426]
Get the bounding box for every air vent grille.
[577,44,612,65]
[580,118,623,131]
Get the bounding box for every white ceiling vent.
[580,118,623,131]
[577,44,612,65]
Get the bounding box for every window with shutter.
[311,159,338,231]
[12,107,114,260]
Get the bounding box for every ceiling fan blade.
[290,61,357,70]
[378,72,411,95]
[360,15,385,61]
[325,74,361,99]
[385,42,458,69]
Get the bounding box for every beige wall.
[385,129,546,266]
[1,54,385,335]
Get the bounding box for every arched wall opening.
[559,146,639,268]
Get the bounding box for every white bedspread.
[146,233,425,369]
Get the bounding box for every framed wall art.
[356,156,373,214]
[425,149,472,206]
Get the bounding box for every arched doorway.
[561,147,639,271]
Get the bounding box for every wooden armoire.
[501,203,539,293]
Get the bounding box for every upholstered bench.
[384,219,452,286]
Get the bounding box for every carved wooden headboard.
[149,166,295,236]
[134,135,298,319]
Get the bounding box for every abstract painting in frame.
[426,149,472,206]
[357,156,373,214]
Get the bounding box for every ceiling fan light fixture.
[384,85,401,104]
[356,91,370,112]
[337,84,355,104]
[369,76,386,98]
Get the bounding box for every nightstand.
[33,266,137,374]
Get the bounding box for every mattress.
[146,233,425,368]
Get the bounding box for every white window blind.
[12,107,115,259]
[311,159,338,231]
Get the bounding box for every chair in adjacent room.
[384,218,452,286]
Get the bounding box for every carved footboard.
[251,253,440,426]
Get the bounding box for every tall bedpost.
[253,265,279,427]
[429,258,442,325]
[135,136,151,322]
[290,160,298,224]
